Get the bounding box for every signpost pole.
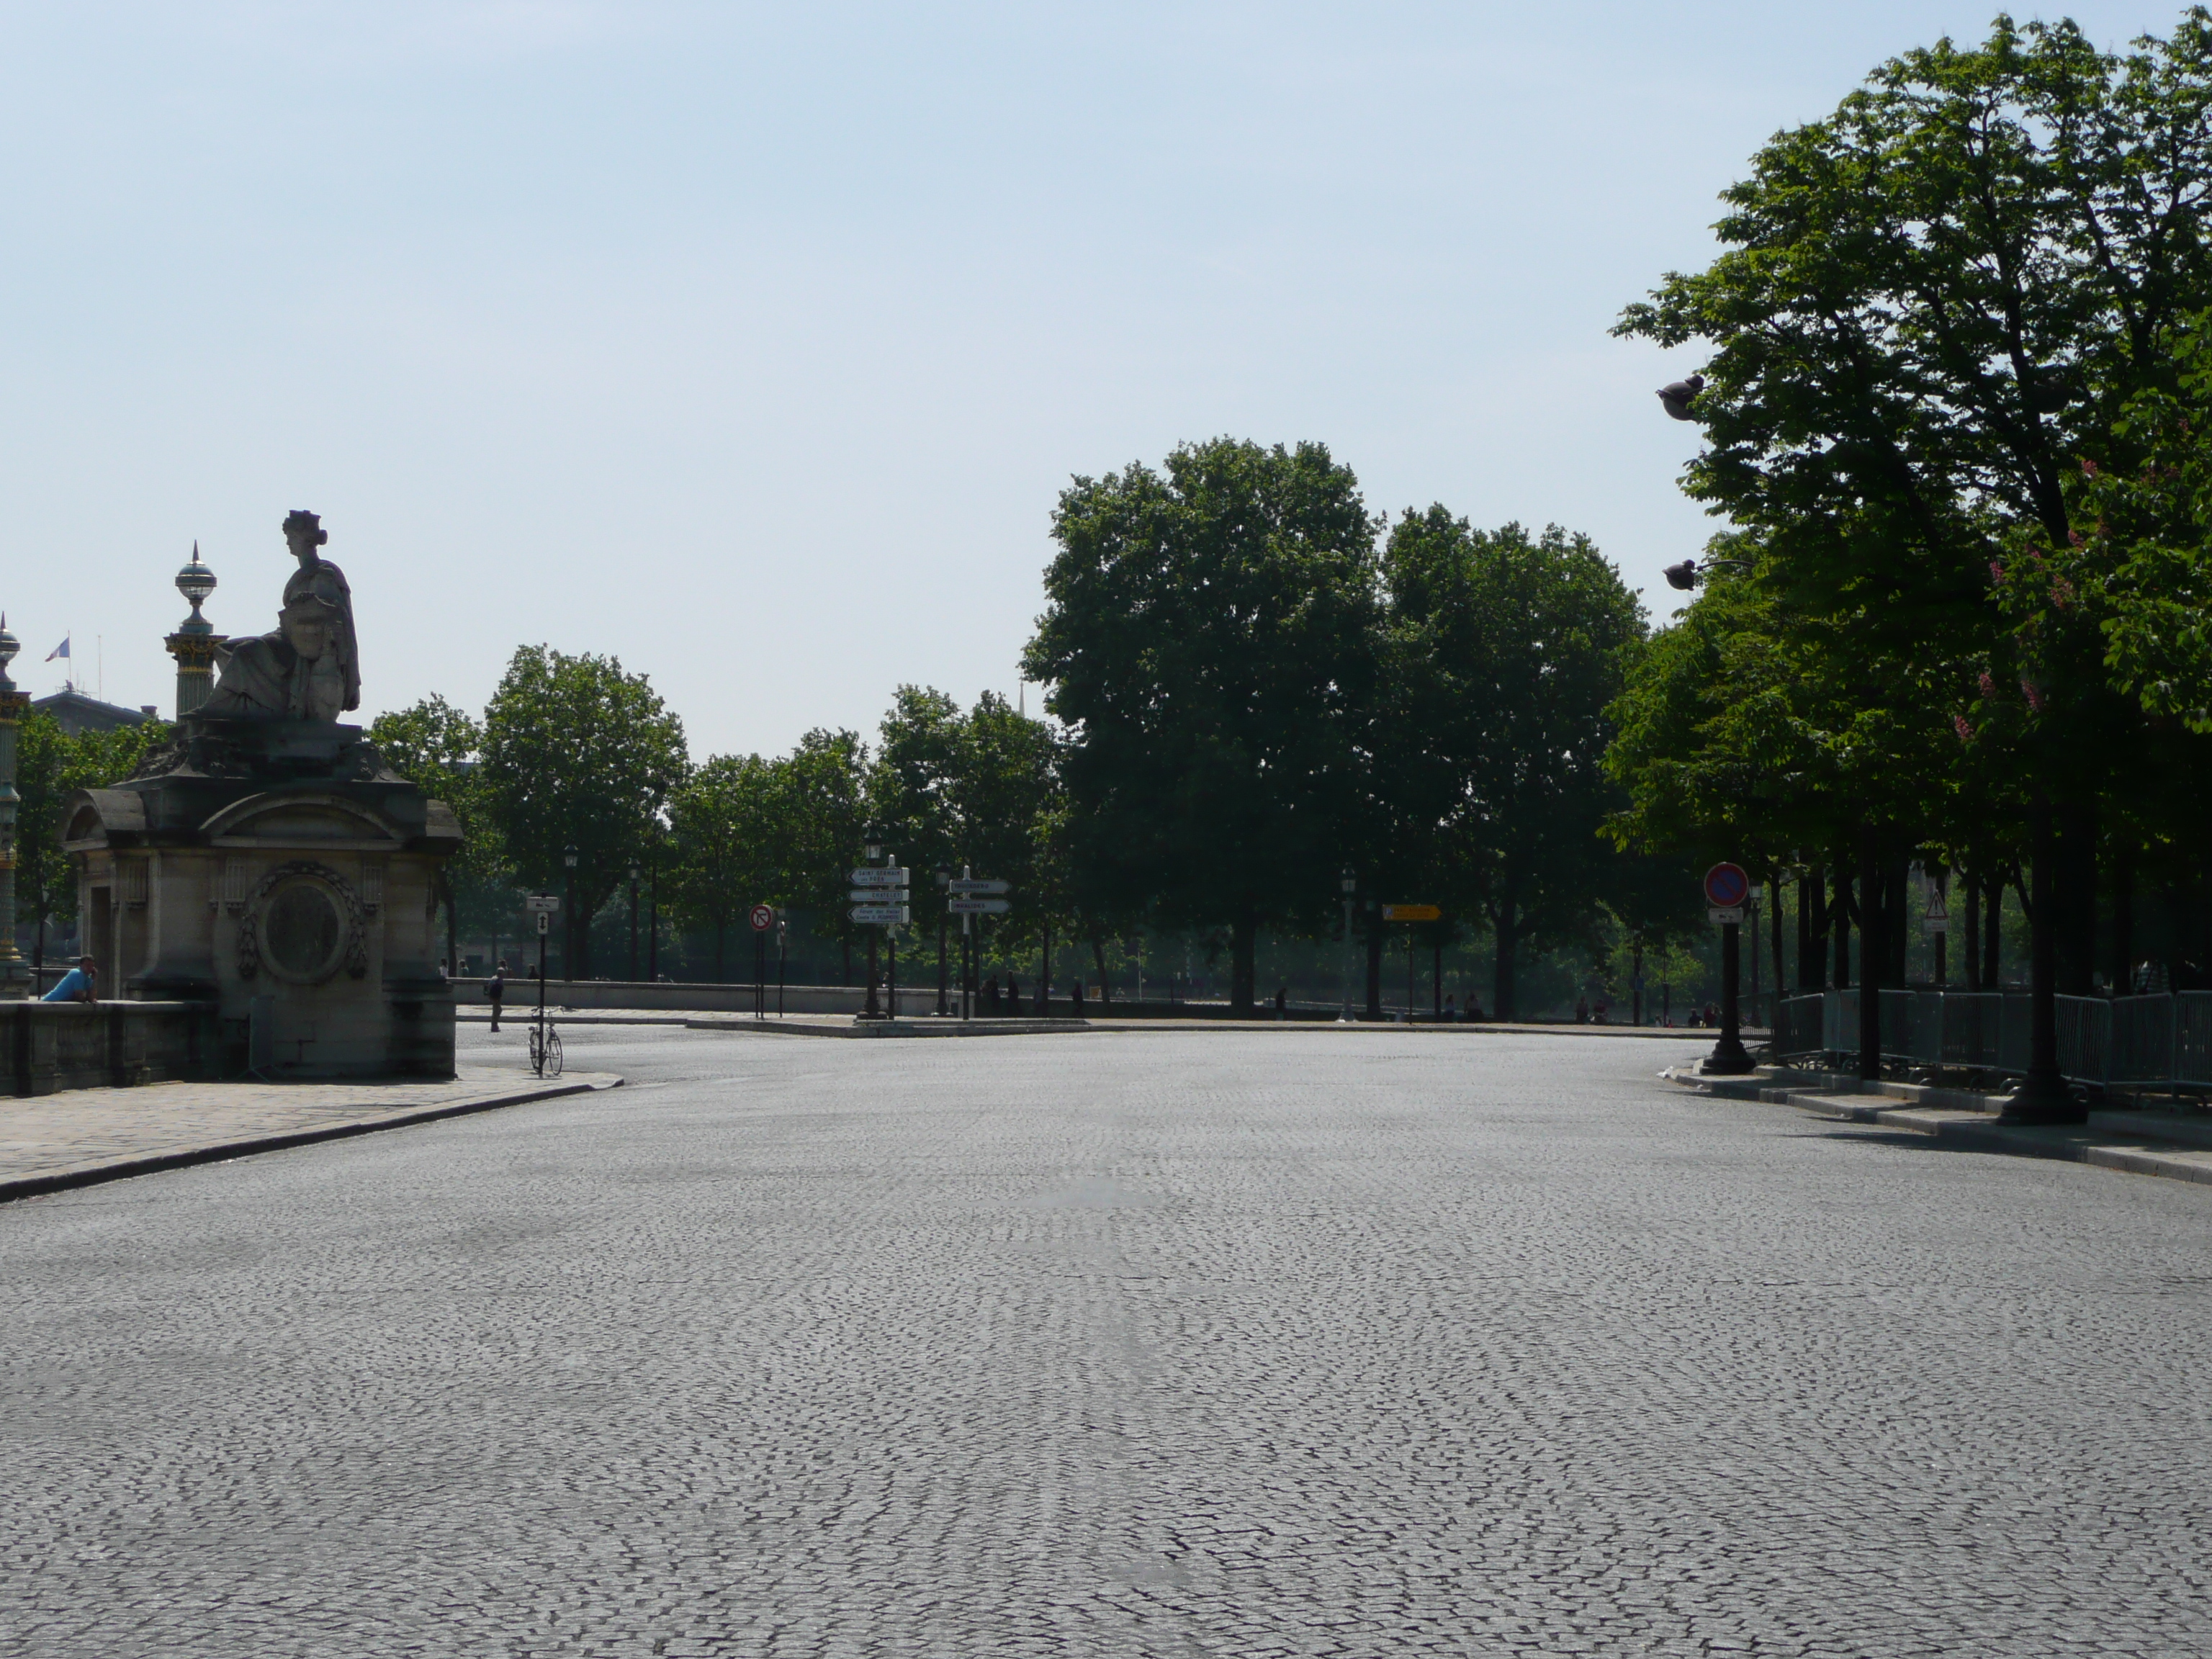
[778,920,787,1017]
[1701,863,1755,1075]
[865,930,880,1020]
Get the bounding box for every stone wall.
[3,1000,220,1096]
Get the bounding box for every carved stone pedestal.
[60,716,460,1079]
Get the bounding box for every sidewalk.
[0,1066,623,1204]
[667,1011,1735,1038]
[1666,1064,2212,1189]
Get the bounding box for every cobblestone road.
[4,1025,2209,1658]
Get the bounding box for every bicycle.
[528,1020,563,1078]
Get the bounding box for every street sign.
[523,894,561,915]
[945,878,1010,895]
[1703,863,1751,909]
[536,911,551,936]
[850,887,909,902]
[848,903,910,925]
[1924,889,1949,934]
[750,904,775,932]
[850,867,907,887]
[947,897,1011,915]
[1381,904,1440,922]
[1708,906,1744,925]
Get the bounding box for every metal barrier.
[1759,987,2208,1091]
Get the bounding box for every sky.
[0,1,2190,756]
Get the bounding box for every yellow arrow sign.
[1382,904,1440,922]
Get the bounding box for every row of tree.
[320,436,1697,1017]
[1604,12,2212,1052]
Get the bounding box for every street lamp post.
[935,867,951,1017]
[1339,868,1356,1023]
[628,865,640,983]
[861,822,883,1020]
[562,845,579,983]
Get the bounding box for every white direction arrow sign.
[947,897,1011,915]
[850,868,907,887]
[945,878,1010,895]
[848,903,910,925]
[850,888,909,903]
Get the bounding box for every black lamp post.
[861,822,883,1020]
[1339,868,1357,1023]
[935,866,951,1017]
[562,845,579,983]
[627,864,640,983]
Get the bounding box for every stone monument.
[59,512,460,1077]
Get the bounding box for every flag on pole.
[45,637,68,662]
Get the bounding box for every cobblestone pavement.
[4,1023,2210,1658]
[0,1065,620,1196]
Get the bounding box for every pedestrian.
[1274,985,1287,1019]
[41,954,97,1004]
[1575,996,1589,1024]
[1071,977,1085,1016]
[1007,974,1024,1016]
[486,959,507,1032]
[1443,992,1457,1022]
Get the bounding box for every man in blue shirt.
[41,956,98,1003]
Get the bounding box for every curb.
[1663,1067,2212,1190]
[685,1017,1089,1038]
[0,1076,624,1205]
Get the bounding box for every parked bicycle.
[529,1017,563,1079]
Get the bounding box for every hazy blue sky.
[0,1,2188,755]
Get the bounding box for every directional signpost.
[750,904,775,1020]
[1701,863,1753,1076]
[1381,904,1439,922]
[947,897,1009,916]
[850,862,909,1018]
[522,896,561,1054]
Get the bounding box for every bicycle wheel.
[545,1030,563,1077]
[528,1028,546,1076]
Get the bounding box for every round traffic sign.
[749,903,775,932]
[1703,863,1750,908]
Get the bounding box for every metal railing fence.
[1768,987,2212,1090]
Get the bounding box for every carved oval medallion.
[264,879,346,981]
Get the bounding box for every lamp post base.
[1999,1071,2085,1126]
[1700,1036,1756,1076]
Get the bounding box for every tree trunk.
[2054,801,2097,995]
[1229,911,1256,1017]
[1364,910,1383,1021]
[714,917,726,983]
[1768,876,1785,1018]
[1962,866,1982,992]
[2112,841,2135,994]
[1041,921,1053,1010]
[1984,868,2004,987]
[1092,937,1112,1007]
[1493,904,1519,1021]
[1799,867,1825,990]
[1831,866,1851,989]
[1856,831,1883,1080]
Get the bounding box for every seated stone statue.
[203,511,360,721]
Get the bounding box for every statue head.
[282,510,328,570]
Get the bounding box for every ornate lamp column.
[165,542,225,719]
[0,615,29,997]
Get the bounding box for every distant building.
[32,689,158,735]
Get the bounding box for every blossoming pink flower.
[2021,678,2045,712]
[1954,714,1974,742]
[2067,529,2085,547]
[2051,576,2076,609]
[1978,670,1997,698]
[1990,561,2005,583]
[2081,457,2100,477]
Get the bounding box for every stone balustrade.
[2,1000,220,1096]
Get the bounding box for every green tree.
[369,694,510,972]
[479,647,689,979]
[665,752,783,981]
[1382,513,1646,1017]
[14,711,168,961]
[1023,438,1381,1013]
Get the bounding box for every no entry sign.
[749,904,775,932]
[1703,863,1750,909]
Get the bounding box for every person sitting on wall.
[42,955,97,1004]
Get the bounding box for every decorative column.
[0,615,29,997]
[165,542,225,719]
